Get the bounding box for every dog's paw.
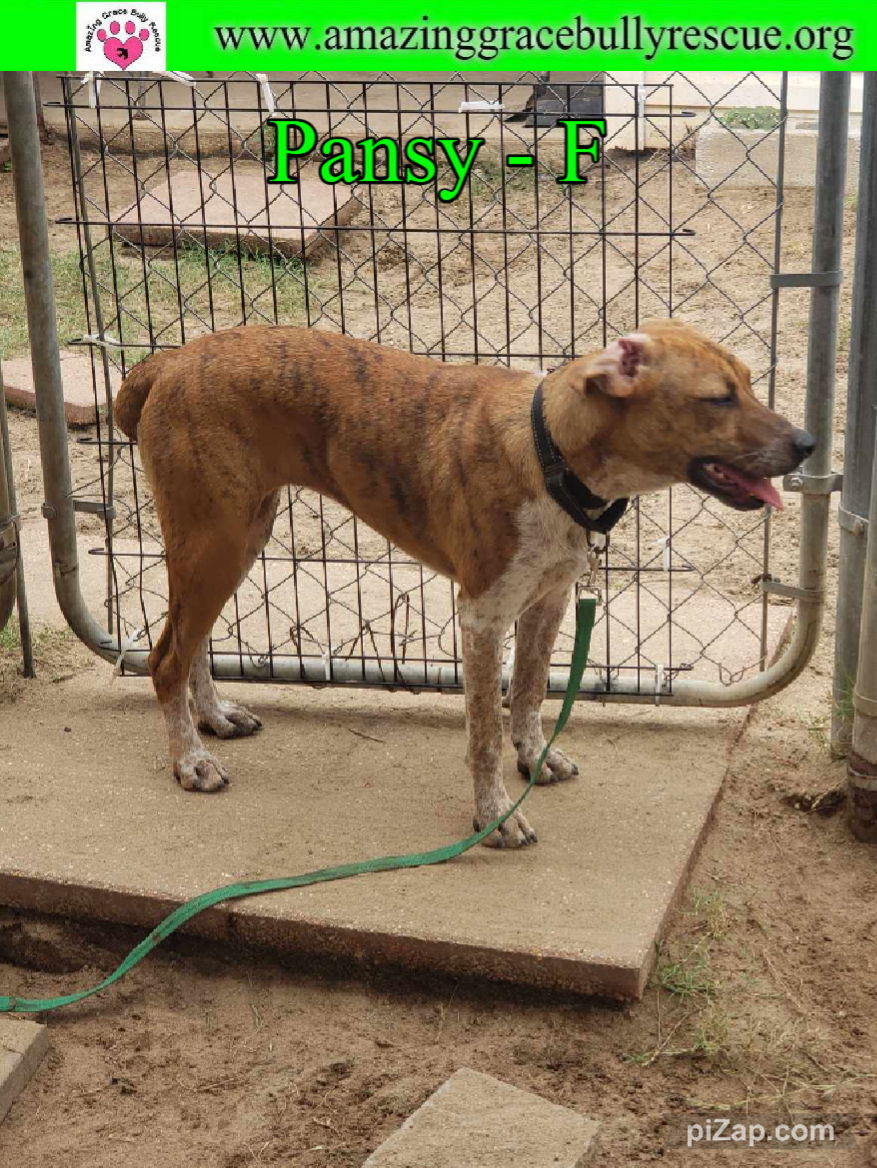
[174,751,229,792]
[516,745,579,786]
[474,796,538,849]
[198,701,262,740]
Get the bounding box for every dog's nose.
[792,428,816,462]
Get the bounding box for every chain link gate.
[29,70,835,702]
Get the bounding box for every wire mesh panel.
[55,71,790,695]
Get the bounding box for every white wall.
[604,71,864,149]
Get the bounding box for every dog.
[114,320,814,847]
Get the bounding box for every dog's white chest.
[470,497,596,627]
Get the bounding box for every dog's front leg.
[510,586,580,785]
[460,600,538,848]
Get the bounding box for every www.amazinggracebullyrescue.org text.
[213,15,855,63]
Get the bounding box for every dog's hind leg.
[189,491,279,739]
[151,577,238,792]
[459,598,537,848]
[510,585,580,785]
[150,496,276,792]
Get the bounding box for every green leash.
[0,597,596,1015]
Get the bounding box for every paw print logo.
[77,3,166,72]
[97,19,151,69]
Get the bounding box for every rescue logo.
[76,3,167,71]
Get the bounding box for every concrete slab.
[2,349,121,426]
[362,1067,599,1167]
[113,165,357,260]
[0,1018,48,1124]
[0,661,737,999]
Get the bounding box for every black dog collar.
[530,381,628,536]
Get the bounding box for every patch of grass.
[125,242,316,336]
[469,154,540,199]
[0,246,107,360]
[684,1017,873,1112]
[655,942,719,1001]
[625,885,874,1111]
[1,622,73,657]
[719,106,782,132]
[834,678,855,727]
[0,620,20,651]
[108,242,321,352]
[803,712,830,751]
[687,1005,732,1059]
[625,887,727,1066]
[0,240,322,362]
[0,248,39,359]
[1,622,79,697]
[652,887,729,1004]
[690,887,730,940]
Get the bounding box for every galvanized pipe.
[848,413,877,839]
[66,78,118,636]
[109,643,819,706]
[833,71,877,754]
[787,71,851,704]
[5,72,117,664]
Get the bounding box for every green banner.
[0,0,872,70]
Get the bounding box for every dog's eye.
[700,390,737,406]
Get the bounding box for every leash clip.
[580,541,604,602]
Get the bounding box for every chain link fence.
[52,71,797,695]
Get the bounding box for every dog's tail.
[115,351,166,441]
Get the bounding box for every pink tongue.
[721,465,784,510]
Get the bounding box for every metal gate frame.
[0,360,27,651]
[4,70,848,706]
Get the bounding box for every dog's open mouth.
[689,457,784,511]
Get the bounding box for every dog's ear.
[567,333,651,398]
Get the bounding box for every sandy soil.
[1,135,875,1166]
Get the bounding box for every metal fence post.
[0,361,34,675]
[792,71,850,660]
[832,72,877,755]
[4,72,116,662]
[0,375,19,633]
[848,414,877,839]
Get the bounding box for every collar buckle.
[542,459,567,487]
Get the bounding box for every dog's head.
[554,319,814,510]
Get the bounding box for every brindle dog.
[115,319,813,847]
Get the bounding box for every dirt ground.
[2,135,876,1166]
